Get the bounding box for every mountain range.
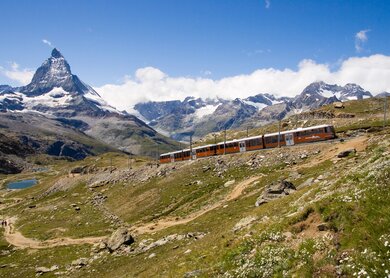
[0,49,179,162]
[134,81,377,141]
[0,48,385,150]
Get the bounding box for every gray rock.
[255,180,296,207]
[224,180,235,187]
[70,166,86,174]
[202,166,211,172]
[299,177,314,188]
[36,265,59,273]
[71,258,88,266]
[300,153,308,159]
[106,227,134,252]
[337,148,356,158]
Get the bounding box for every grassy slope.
[0,99,389,277]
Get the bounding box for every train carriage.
[293,124,335,144]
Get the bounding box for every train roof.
[264,124,332,137]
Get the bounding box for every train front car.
[293,124,336,144]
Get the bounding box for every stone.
[337,148,356,158]
[106,227,134,252]
[202,166,211,172]
[184,249,192,254]
[333,102,344,109]
[255,180,296,207]
[224,180,235,187]
[299,177,314,188]
[36,265,59,273]
[88,181,105,188]
[74,206,81,211]
[317,223,329,231]
[300,153,308,159]
[71,258,88,266]
[70,166,86,174]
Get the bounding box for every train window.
[265,136,279,144]
[248,138,261,147]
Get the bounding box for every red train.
[159,124,336,164]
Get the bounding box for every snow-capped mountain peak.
[1,48,118,116]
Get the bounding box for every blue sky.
[0,0,390,108]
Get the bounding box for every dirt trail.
[2,176,260,248]
[3,217,106,249]
[297,135,368,169]
[131,176,261,235]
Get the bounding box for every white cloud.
[355,29,370,52]
[265,0,271,9]
[95,54,390,113]
[42,39,53,47]
[0,62,34,85]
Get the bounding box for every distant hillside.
[0,111,118,174]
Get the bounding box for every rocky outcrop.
[255,180,296,206]
[106,227,134,252]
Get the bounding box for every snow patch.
[194,104,219,119]
[22,87,73,108]
[319,89,336,98]
[242,100,268,111]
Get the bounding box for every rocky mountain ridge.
[134,81,374,141]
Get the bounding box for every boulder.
[36,265,59,273]
[70,166,86,174]
[224,180,235,187]
[333,102,344,109]
[106,227,134,252]
[337,148,356,158]
[255,180,296,207]
[71,258,88,266]
[267,180,295,194]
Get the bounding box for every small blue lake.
[7,179,37,189]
